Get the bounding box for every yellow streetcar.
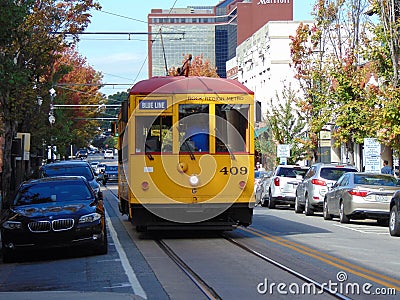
[117,75,255,231]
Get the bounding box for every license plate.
[376,195,388,202]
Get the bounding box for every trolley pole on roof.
[160,28,169,76]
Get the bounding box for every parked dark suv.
[39,160,100,196]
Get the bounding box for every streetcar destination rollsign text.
[139,100,167,110]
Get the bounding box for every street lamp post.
[48,88,56,162]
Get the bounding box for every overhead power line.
[52,31,184,37]
[56,83,132,86]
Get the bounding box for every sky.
[76,0,315,96]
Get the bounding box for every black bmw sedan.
[1,176,107,263]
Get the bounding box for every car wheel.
[304,195,314,216]
[268,191,276,209]
[339,201,349,223]
[94,224,108,255]
[261,196,268,207]
[294,195,303,214]
[389,205,400,236]
[323,199,332,220]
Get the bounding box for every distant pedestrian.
[381,160,394,175]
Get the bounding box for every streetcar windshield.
[216,104,248,153]
[179,104,209,153]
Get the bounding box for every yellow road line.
[240,227,400,291]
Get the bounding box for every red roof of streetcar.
[129,76,254,95]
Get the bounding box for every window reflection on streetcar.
[135,116,173,153]
[215,104,249,153]
[179,104,209,153]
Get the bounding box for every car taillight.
[311,179,326,186]
[348,190,368,197]
[274,177,280,186]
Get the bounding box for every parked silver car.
[295,163,358,215]
[324,172,399,224]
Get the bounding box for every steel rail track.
[105,186,348,299]
[222,231,351,300]
[155,239,222,300]
[105,187,221,299]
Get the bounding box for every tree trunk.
[1,110,18,208]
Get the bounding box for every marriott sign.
[257,0,290,4]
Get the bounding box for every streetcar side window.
[179,104,209,153]
[215,104,249,153]
[135,116,172,153]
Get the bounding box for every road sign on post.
[364,138,381,173]
[277,144,290,158]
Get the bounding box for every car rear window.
[15,181,93,206]
[277,167,308,178]
[320,167,356,181]
[43,166,94,181]
[354,174,398,186]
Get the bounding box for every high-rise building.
[148,0,293,78]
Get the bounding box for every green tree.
[362,0,400,159]
[53,46,104,156]
[291,0,372,164]
[0,0,100,202]
[254,127,275,171]
[290,21,332,163]
[98,91,127,133]
[103,136,116,149]
[265,83,308,165]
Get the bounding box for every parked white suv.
[265,165,309,208]
[104,149,114,159]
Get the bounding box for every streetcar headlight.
[189,175,199,187]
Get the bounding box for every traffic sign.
[277,144,290,158]
[364,138,381,173]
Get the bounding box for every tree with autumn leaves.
[51,46,104,157]
[290,0,400,165]
[0,0,101,202]
[168,54,219,77]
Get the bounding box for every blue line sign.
[139,100,167,110]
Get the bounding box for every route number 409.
[219,166,248,175]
